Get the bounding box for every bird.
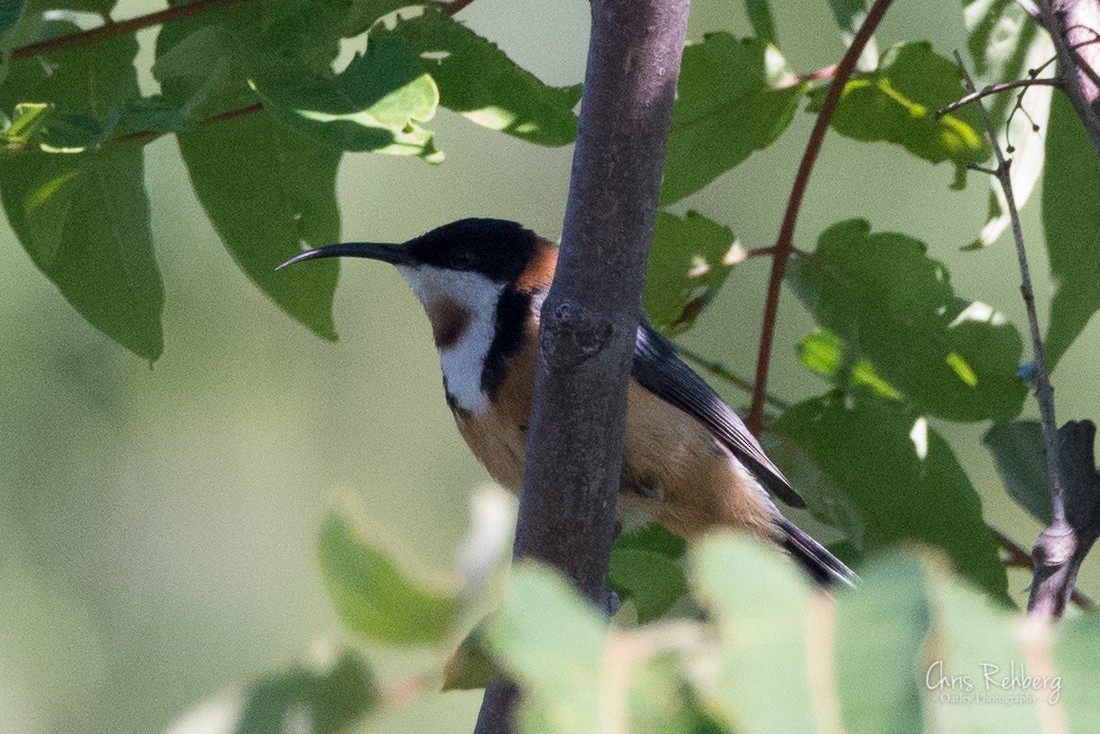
[279,218,856,587]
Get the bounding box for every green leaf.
[797,328,903,401]
[168,650,378,734]
[0,28,163,360]
[380,9,581,146]
[983,420,1053,524]
[0,0,23,46]
[486,563,606,734]
[661,33,806,204]
[788,220,1026,422]
[1042,93,1100,369]
[922,561,1043,731]
[758,429,866,550]
[812,42,991,186]
[1,101,48,143]
[1054,615,1100,731]
[442,624,494,691]
[826,0,879,70]
[251,36,440,158]
[614,523,686,559]
[317,499,460,644]
[834,553,929,734]
[335,0,425,37]
[964,0,1053,248]
[609,547,686,623]
[689,534,818,732]
[742,0,776,46]
[643,211,739,335]
[177,113,342,339]
[237,651,378,734]
[775,394,1009,600]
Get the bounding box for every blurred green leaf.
[443,624,494,691]
[788,220,1026,422]
[776,394,1009,599]
[487,563,606,734]
[609,547,686,623]
[614,522,686,559]
[742,0,776,45]
[826,0,879,69]
[643,211,739,335]
[983,420,1053,523]
[1042,94,1100,369]
[798,328,903,401]
[629,656,729,734]
[252,36,441,158]
[689,534,818,732]
[0,27,163,360]
[1,101,48,143]
[168,650,378,734]
[237,650,378,734]
[380,9,581,146]
[177,113,342,340]
[661,33,806,204]
[964,0,1053,248]
[25,0,115,12]
[923,562,1042,730]
[834,553,929,734]
[318,500,460,644]
[811,42,991,186]
[1054,615,1100,732]
[0,0,23,47]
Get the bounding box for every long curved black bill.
[276,242,416,271]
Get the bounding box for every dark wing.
[631,322,805,509]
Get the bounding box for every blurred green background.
[2,1,1098,731]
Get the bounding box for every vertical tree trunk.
[473,0,691,730]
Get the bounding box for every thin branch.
[935,78,1062,119]
[4,0,253,62]
[677,345,789,410]
[746,0,894,434]
[113,102,265,145]
[956,51,1065,527]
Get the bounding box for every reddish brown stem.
[439,0,476,16]
[5,0,253,62]
[746,0,894,433]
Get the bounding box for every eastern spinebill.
[279,219,855,587]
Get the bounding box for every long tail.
[774,517,858,588]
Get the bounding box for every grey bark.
[1037,0,1100,155]
[472,0,691,731]
[1028,421,1100,617]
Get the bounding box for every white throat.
[397,265,503,414]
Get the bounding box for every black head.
[278,218,540,284]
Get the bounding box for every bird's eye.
[448,249,476,269]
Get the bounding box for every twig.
[954,52,1100,620]
[113,102,265,145]
[4,0,253,62]
[439,0,477,15]
[935,78,1062,119]
[746,0,894,434]
[677,345,789,410]
[990,525,1096,611]
[956,51,1065,527]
